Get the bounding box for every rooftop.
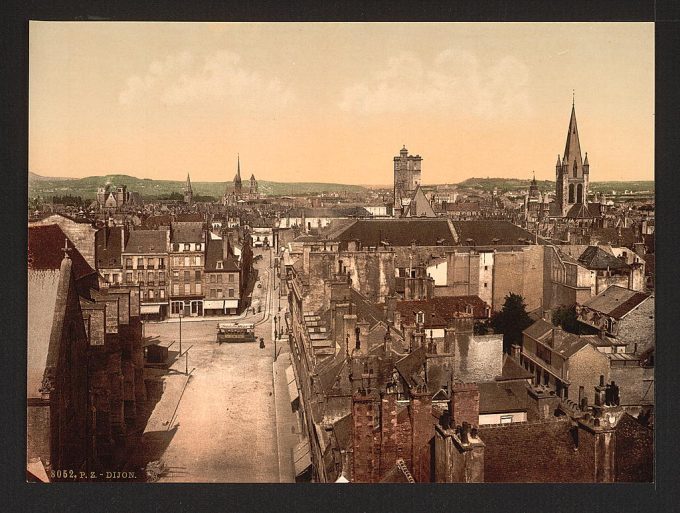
[580,285,651,319]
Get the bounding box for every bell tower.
[555,96,589,215]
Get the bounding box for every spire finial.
[63,238,71,259]
[572,89,575,107]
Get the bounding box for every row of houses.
[30,215,254,320]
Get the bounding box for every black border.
[3,1,679,512]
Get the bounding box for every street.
[136,247,296,482]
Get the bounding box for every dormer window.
[184,243,190,251]
[216,261,223,269]
[416,311,425,325]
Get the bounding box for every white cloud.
[339,49,531,119]
[119,50,295,109]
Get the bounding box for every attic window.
[216,261,223,269]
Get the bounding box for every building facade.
[168,222,206,317]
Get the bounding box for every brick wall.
[352,393,379,482]
[450,383,480,427]
[479,417,596,482]
[410,392,433,482]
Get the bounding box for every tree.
[491,293,533,353]
[551,304,581,334]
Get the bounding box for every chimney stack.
[450,383,480,429]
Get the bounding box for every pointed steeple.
[583,152,589,166]
[563,102,583,168]
[234,154,242,183]
[185,173,192,190]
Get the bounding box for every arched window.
[576,184,583,204]
[568,184,575,203]
[573,161,578,178]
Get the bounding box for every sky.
[29,22,654,185]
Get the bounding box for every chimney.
[386,295,397,324]
[578,386,585,409]
[594,375,607,407]
[510,344,521,360]
[450,383,480,428]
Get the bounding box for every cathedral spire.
[186,173,192,190]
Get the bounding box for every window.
[217,289,222,298]
[184,256,190,267]
[194,255,201,266]
[171,301,182,314]
[148,289,155,299]
[195,270,201,280]
[148,258,155,269]
[104,273,110,283]
[126,272,133,284]
[210,289,216,298]
[173,243,179,252]
[173,284,179,296]
[137,258,144,268]
[184,283,190,295]
[160,289,165,299]
[500,415,513,424]
[184,271,191,281]
[173,270,179,279]
[195,243,201,251]
[137,271,144,282]
[210,274,216,283]
[228,274,234,283]
[484,282,488,288]
[228,288,234,298]
[115,273,121,283]
[148,272,155,284]
[184,243,190,251]
[216,261,223,269]
[196,283,202,295]
[159,271,165,284]
[159,258,165,269]
[416,311,424,324]
[217,274,223,283]
[125,258,132,269]
[484,266,488,271]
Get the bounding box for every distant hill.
[27,173,367,200]
[455,177,654,194]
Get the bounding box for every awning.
[204,299,239,309]
[140,304,161,314]
[286,365,299,403]
[293,440,312,476]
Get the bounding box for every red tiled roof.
[28,224,95,281]
[396,296,489,327]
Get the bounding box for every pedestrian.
[259,337,265,349]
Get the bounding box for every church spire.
[563,101,583,167]
[186,173,192,190]
[234,154,242,185]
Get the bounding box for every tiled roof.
[478,381,529,414]
[446,201,480,212]
[565,203,593,219]
[94,226,124,269]
[394,346,427,389]
[331,219,456,246]
[204,237,239,272]
[29,224,96,281]
[581,285,651,319]
[175,213,203,222]
[171,222,205,243]
[590,227,638,247]
[451,220,546,246]
[578,245,630,271]
[350,288,387,328]
[523,318,554,340]
[396,296,489,328]
[497,355,533,381]
[124,230,167,254]
[142,214,173,229]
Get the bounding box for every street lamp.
[273,315,278,340]
[178,309,183,355]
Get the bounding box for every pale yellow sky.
[29,22,654,184]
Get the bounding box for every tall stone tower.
[233,154,243,198]
[183,173,193,204]
[393,145,422,212]
[555,100,589,216]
